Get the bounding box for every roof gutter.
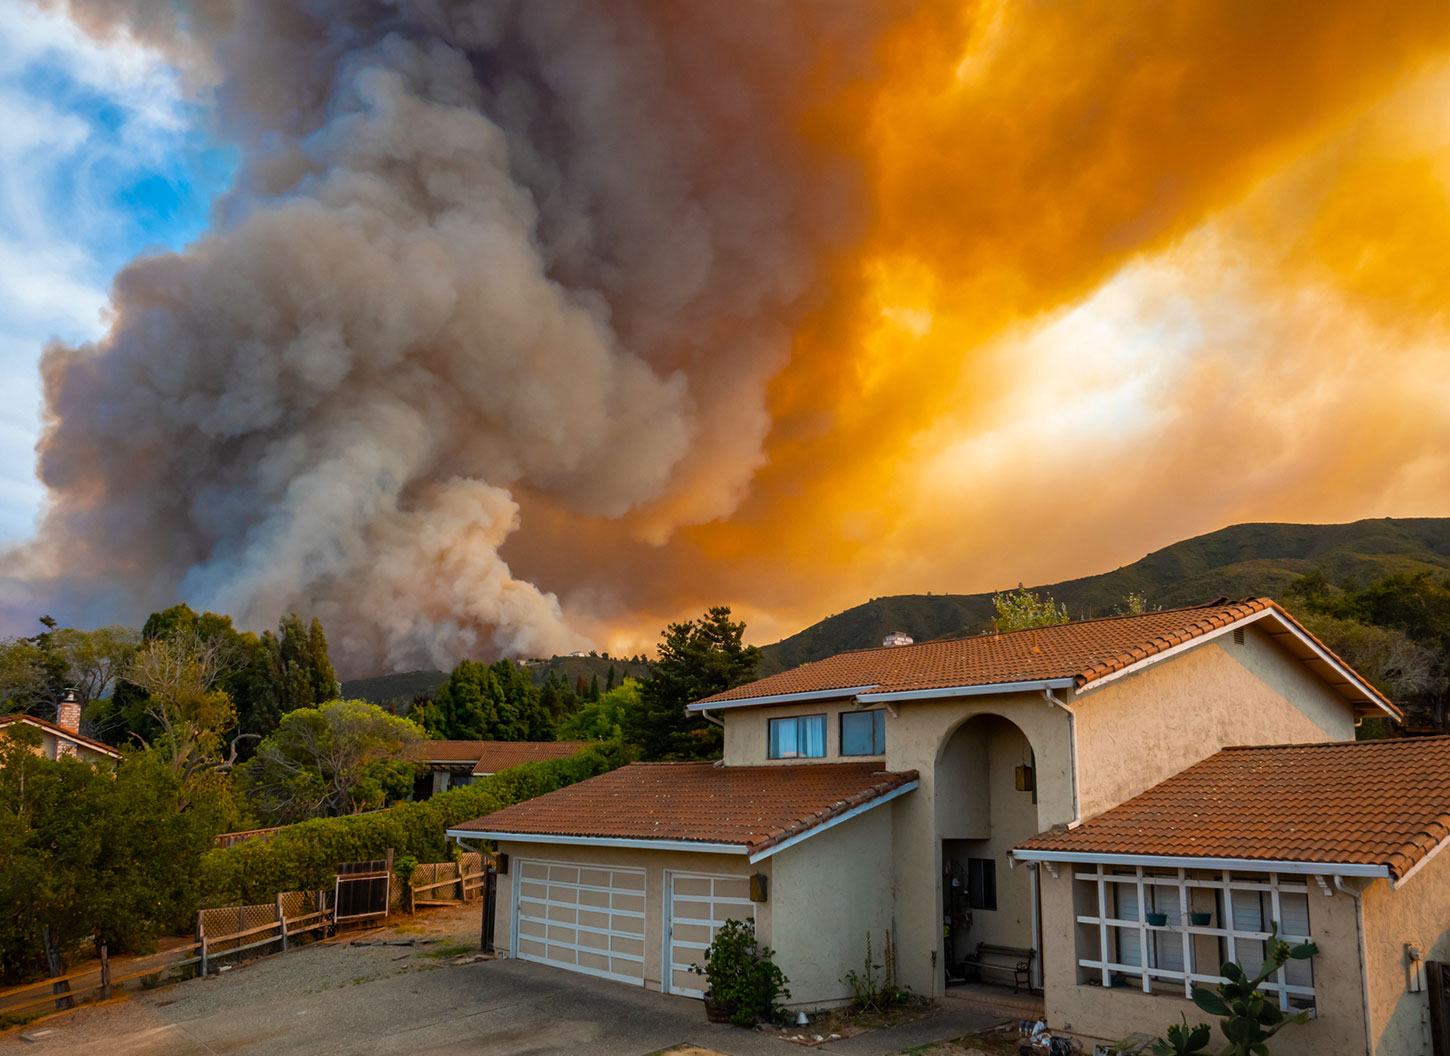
[856,678,1076,704]
[686,685,880,713]
[442,830,748,855]
[1010,848,1392,878]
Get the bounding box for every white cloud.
[0,0,202,543]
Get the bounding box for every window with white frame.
[768,714,826,759]
[1075,865,1316,1010]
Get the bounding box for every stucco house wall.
[1035,865,1371,1055]
[1073,629,1355,818]
[492,841,771,995]
[769,803,895,1007]
[1362,852,1450,1054]
[883,694,1073,996]
[723,698,887,766]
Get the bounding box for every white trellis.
[1073,865,1316,1011]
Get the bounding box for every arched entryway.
[937,713,1043,983]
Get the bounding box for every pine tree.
[627,606,759,760]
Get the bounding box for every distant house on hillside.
[882,630,914,647]
[415,740,591,800]
[0,690,121,765]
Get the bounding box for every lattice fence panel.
[199,903,278,954]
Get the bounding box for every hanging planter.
[1190,912,1212,926]
[1146,912,1168,927]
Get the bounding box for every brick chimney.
[57,689,81,735]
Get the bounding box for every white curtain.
[769,719,798,758]
[801,715,826,757]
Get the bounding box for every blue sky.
[0,0,233,544]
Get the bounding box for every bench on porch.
[964,942,1035,993]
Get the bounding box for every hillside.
[342,654,649,706]
[754,517,1450,674]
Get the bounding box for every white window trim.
[1074,864,1316,1011]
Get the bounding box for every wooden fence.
[195,889,332,974]
[0,853,484,1030]
[0,942,201,1026]
[211,826,283,849]
[408,852,488,912]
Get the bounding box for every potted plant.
[689,919,791,1027]
[1146,912,1168,926]
[1189,912,1212,926]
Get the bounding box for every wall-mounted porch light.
[749,873,769,902]
[1015,764,1035,793]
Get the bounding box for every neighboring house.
[447,599,1401,1029]
[882,630,915,647]
[1014,737,1450,1055]
[0,691,121,765]
[416,740,592,799]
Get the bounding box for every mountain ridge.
[754,517,1450,674]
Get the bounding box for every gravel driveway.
[0,904,792,1056]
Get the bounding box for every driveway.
[0,951,791,1056]
[0,903,1010,1056]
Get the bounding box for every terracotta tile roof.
[695,598,1397,718]
[450,761,918,856]
[0,713,122,759]
[1015,737,1450,880]
[422,740,592,775]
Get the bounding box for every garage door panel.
[667,872,755,999]
[513,859,647,987]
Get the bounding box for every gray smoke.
[6,1,877,673]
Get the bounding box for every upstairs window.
[768,714,826,759]
[840,709,886,756]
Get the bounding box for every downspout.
[1336,876,1374,1055]
[699,707,725,729]
[1042,689,1081,827]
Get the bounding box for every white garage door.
[513,859,646,986]
[665,872,756,998]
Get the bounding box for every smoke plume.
[11,1,880,672]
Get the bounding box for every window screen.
[840,709,886,755]
[768,715,826,759]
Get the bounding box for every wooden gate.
[1430,961,1450,1055]
[334,849,393,925]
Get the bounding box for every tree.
[417,659,554,741]
[0,637,47,714]
[1287,571,1450,729]
[1115,592,1151,616]
[990,586,1070,631]
[93,606,339,754]
[628,606,759,760]
[241,700,426,822]
[559,678,642,742]
[121,630,242,780]
[0,731,215,984]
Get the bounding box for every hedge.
[198,742,632,906]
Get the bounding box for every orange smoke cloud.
[528,0,1450,653]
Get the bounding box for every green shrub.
[197,742,633,906]
[1142,923,1319,1056]
[689,918,790,1027]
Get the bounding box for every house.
[447,598,1402,1030]
[0,691,121,765]
[1013,737,1450,1055]
[883,630,915,647]
[415,740,592,799]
